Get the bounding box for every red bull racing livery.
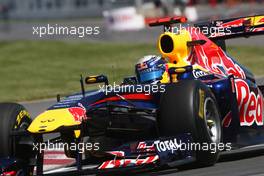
[0,14,263,175]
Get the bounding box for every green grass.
[0,41,263,102]
[227,46,264,76]
[0,41,157,101]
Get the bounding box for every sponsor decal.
[106,151,125,157]
[68,107,87,122]
[196,46,245,79]
[191,31,246,79]
[40,118,55,123]
[258,17,264,23]
[253,27,264,32]
[220,19,245,28]
[193,69,208,78]
[154,138,181,153]
[98,155,159,169]
[199,89,205,118]
[137,142,156,152]
[235,79,263,126]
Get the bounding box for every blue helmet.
[135,55,167,84]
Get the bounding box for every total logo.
[235,79,264,126]
[154,138,181,153]
[193,69,208,78]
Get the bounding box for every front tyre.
[158,80,222,167]
[0,103,35,166]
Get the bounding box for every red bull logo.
[220,19,244,28]
[189,29,245,79]
[235,79,263,126]
[137,142,156,152]
[258,17,264,23]
[98,155,159,169]
[194,44,245,79]
[68,107,87,122]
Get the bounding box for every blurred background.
[0,0,263,102]
[0,0,263,40]
[0,0,263,20]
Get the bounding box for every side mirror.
[85,75,108,85]
[122,76,138,85]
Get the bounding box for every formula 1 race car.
[0,15,263,175]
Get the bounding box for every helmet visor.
[138,69,164,83]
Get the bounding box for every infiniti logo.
[41,118,55,123]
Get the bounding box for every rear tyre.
[158,80,222,167]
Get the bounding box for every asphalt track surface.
[21,78,264,176]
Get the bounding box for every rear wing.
[148,16,187,31]
[194,14,264,40]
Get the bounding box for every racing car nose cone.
[27,108,81,133]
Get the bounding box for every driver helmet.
[135,55,168,84]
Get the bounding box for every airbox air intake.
[160,35,174,53]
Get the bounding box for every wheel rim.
[204,98,221,143]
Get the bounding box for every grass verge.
[0,41,263,101]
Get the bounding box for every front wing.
[42,134,194,175]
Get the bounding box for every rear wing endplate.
[194,14,264,40]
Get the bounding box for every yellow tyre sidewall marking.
[15,110,30,129]
[199,89,205,119]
